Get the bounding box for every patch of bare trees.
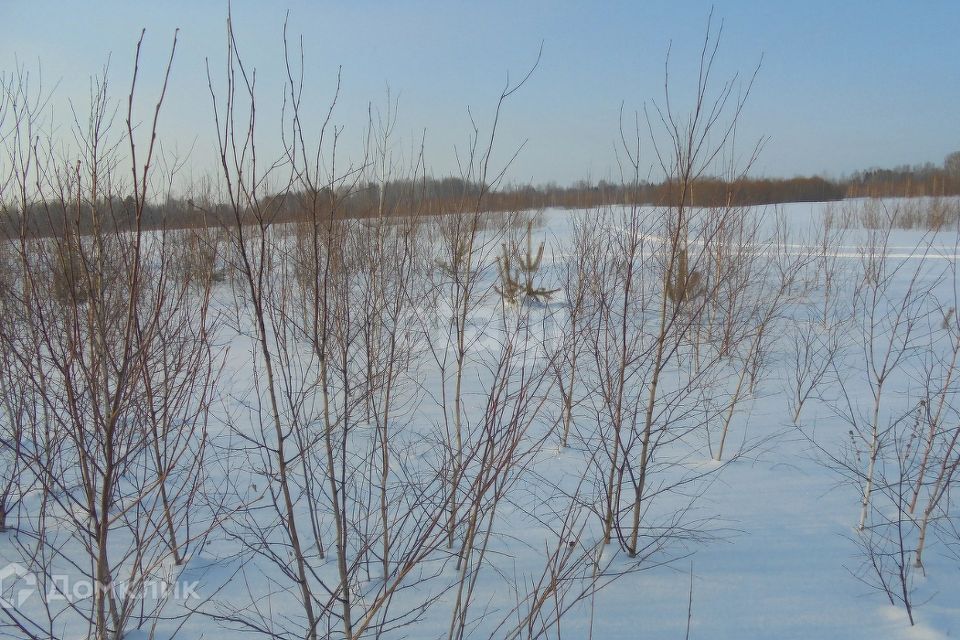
[5,7,955,639]
[0,32,226,640]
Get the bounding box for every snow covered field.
[2,198,959,639]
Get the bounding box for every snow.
[2,198,960,638]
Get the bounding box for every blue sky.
[3,1,959,186]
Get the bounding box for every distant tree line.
[4,152,960,238]
[846,151,960,198]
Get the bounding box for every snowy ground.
[2,198,960,639]
[517,200,960,640]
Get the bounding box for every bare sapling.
[714,213,810,460]
[0,273,32,534]
[852,433,918,625]
[206,15,325,637]
[553,218,599,448]
[623,11,761,555]
[356,92,433,580]
[910,231,960,569]
[844,214,941,532]
[426,48,541,550]
[786,316,841,425]
[446,299,558,640]
[784,205,848,424]
[581,203,649,548]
